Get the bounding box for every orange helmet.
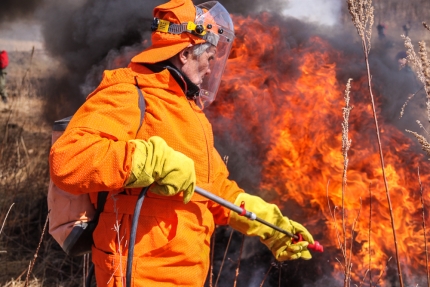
[131,0,234,62]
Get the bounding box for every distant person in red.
[0,50,9,103]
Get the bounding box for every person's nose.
[205,66,211,76]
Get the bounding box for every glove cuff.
[228,193,285,240]
[124,138,158,188]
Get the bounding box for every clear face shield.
[194,2,235,109]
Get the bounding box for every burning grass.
[208,12,430,286]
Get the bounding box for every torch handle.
[194,186,323,253]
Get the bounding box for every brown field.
[0,49,83,287]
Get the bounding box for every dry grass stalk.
[83,254,91,287]
[347,0,374,55]
[327,182,364,287]
[223,155,229,166]
[375,257,392,286]
[278,262,282,287]
[20,136,30,165]
[341,79,353,287]
[402,35,430,121]
[209,227,216,287]
[348,0,404,285]
[107,195,127,286]
[348,198,363,285]
[232,234,245,287]
[0,202,15,238]
[326,180,347,269]
[403,35,426,84]
[399,86,424,119]
[3,279,41,287]
[368,185,372,286]
[405,130,430,157]
[418,41,430,120]
[416,120,430,136]
[24,213,49,287]
[214,228,234,287]
[16,138,21,167]
[259,262,275,287]
[358,269,370,287]
[21,46,35,87]
[417,166,430,287]
[329,79,370,286]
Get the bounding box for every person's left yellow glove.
[228,193,314,261]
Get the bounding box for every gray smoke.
[0,0,45,23]
[40,0,157,117]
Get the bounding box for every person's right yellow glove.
[125,136,196,204]
[228,193,314,261]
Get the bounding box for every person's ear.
[178,45,194,65]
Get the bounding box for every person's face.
[181,45,216,86]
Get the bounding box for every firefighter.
[49,0,315,286]
[0,50,8,104]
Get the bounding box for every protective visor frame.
[150,1,235,109]
[194,2,235,109]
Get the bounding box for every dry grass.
[346,0,405,286]
[403,23,430,161]
[0,50,86,287]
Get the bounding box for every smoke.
[282,0,342,26]
[0,0,45,23]
[32,0,293,120]
[40,0,160,118]
[199,0,288,15]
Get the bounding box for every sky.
[282,0,342,26]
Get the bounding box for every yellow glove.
[125,136,196,204]
[228,193,314,261]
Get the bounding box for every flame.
[210,14,430,284]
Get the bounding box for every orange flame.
[211,14,430,284]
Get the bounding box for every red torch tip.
[308,241,324,253]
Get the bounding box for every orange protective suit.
[49,62,244,286]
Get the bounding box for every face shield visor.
[194,2,235,109]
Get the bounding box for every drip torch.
[195,186,324,253]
